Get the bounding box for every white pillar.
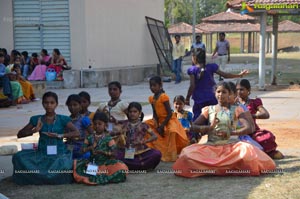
[248,32,252,53]
[271,15,278,85]
[240,32,244,53]
[266,33,270,53]
[259,12,267,90]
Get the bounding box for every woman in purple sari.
[115,102,161,171]
[28,49,51,81]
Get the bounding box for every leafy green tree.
[165,0,228,26]
[165,0,300,27]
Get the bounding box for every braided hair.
[192,49,206,80]
[194,49,206,65]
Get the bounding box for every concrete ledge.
[63,64,157,88]
[46,80,64,89]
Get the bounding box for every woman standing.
[185,49,249,121]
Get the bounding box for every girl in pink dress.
[28,49,51,81]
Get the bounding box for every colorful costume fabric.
[145,93,188,162]
[172,105,276,177]
[18,79,35,100]
[73,133,128,185]
[115,121,161,170]
[28,55,51,81]
[244,98,279,156]
[98,100,129,145]
[65,115,91,159]
[12,115,73,185]
[174,110,198,142]
[237,103,263,150]
[98,100,129,121]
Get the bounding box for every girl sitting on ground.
[115,102,161,170]
[173,95,199,144]
[73,112,128,185]
[12,62,36,101]
[79,91,95,121]
[145,76,189,162]
[236,79,284,159]
[172,82,276,178]
[96,81,129,146]
[227,81,263,150]
[65,94,94,159]
[13,91,80,185]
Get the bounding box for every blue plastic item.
[45,68,57,81]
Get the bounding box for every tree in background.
[165,0,300,27]
[165,0,227,27]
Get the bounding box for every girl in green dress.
[12,91,80,185]
[73,112,128,185]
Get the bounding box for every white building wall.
[80,0,164,69]
[2,0,164,70]
[69,0,88,69]
[0,0,14,51]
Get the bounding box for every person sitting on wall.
[48,48,71,81]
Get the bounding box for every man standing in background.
[172,35,185,84]
[191,35,205,52]
[212,32,230,81]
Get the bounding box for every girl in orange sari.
[12,59,36,101]
[172,82,276,177]
[145,76,188,162]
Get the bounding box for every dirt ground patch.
[0,117,299,199]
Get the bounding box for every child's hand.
[33,117,43,132]
[215,130,229,139]
[44,132,58,138]
[210,113,219,130]
[239,69,249,78]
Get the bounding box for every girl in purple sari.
[28,49,51,81]
[115,102,161,171]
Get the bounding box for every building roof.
[196,22,260,33]
[227,0,300,9]
[168,22,206,35]
[267,20,300,32]
[202,11,256,23]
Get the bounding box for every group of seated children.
[12,77,282,186]
[0,48,69,81]
[0,52,36,106]
[0,47,70,106]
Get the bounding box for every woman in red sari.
[48,48,69,80]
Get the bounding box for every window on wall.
[13,0,71,64]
